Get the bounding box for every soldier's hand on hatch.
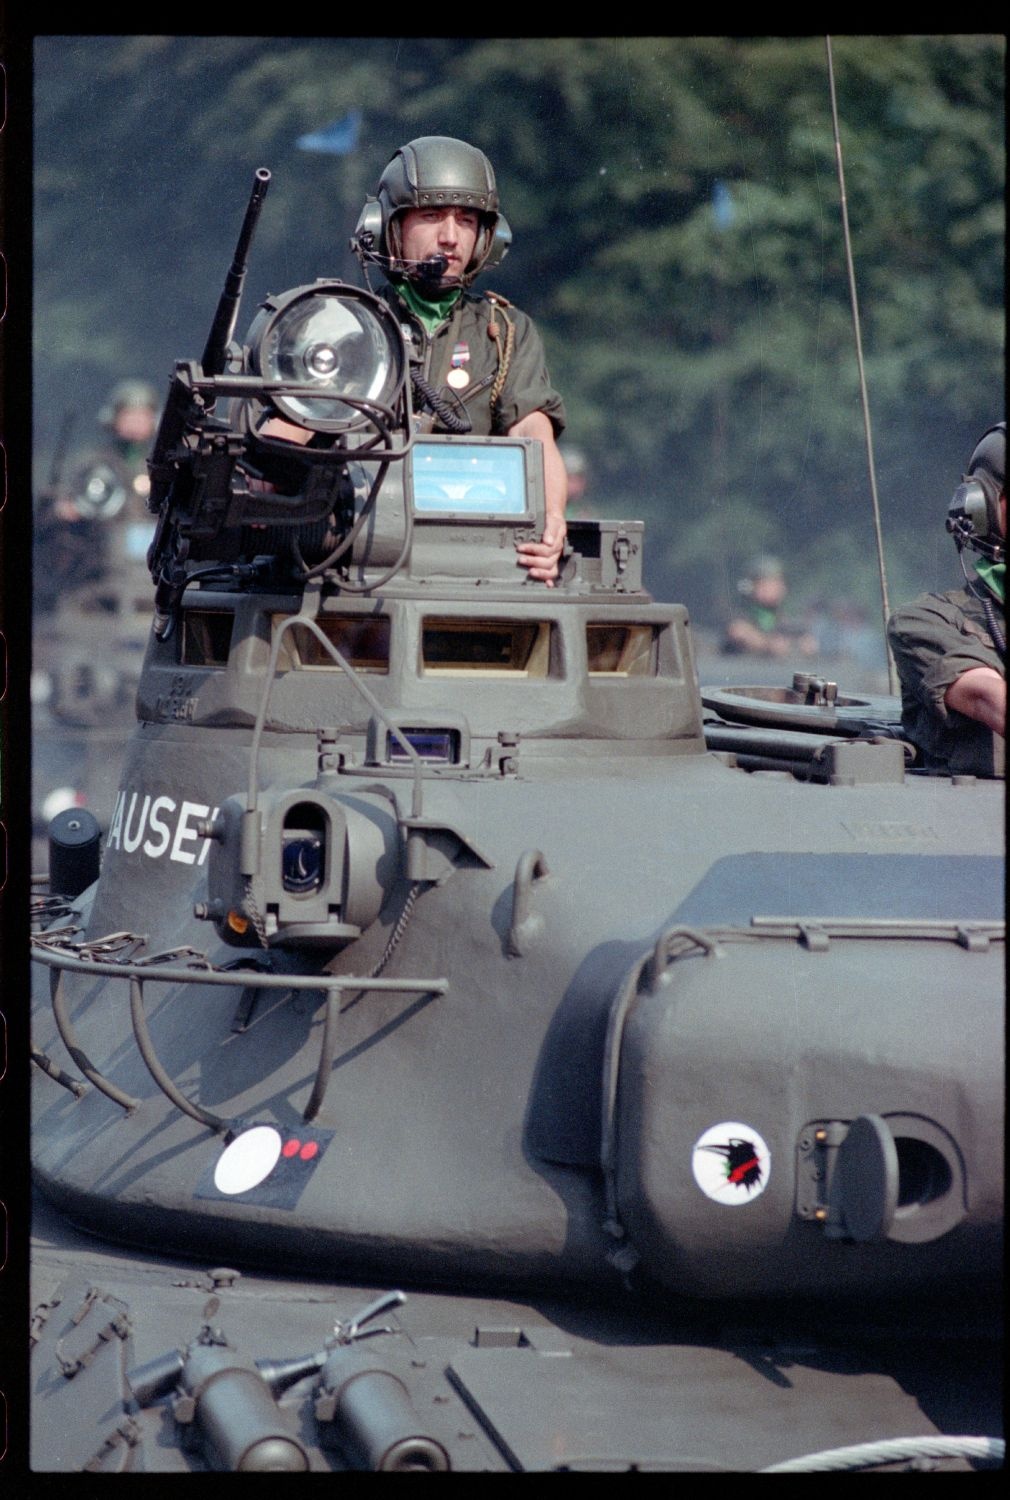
[516,514,567,586]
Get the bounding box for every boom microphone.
[353,234,450,282]
[414,254,450,279]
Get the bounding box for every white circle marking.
[213,1125,283,1195]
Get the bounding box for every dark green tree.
[34,35,1004,622]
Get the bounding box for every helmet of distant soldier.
[947,420,1006,561]
[99,379,160,427]
[741,555,785,584]
[352,136,512,287]
[737,554,786,604]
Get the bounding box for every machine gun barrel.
[201,167,271,377]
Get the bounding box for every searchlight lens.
[259,288,404,430]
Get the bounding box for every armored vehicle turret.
[29,172,1003,1474]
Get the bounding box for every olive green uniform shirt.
[720,600,781,654]
[887,584,1005,777]
[378,284,566,438]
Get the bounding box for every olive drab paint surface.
[28,170,1003,1474]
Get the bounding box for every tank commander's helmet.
[352,136,512,288]
[947,420,1005,563]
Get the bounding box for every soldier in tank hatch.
[720,553,818,659]
[887,421,1005,778]
[260,135,569,584]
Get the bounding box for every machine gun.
[145,167,415,638]
[145,167,272,633]
[202,167,273,381]
[147,167,271,514]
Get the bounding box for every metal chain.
[371,882,423,977]
[243,877,270,949]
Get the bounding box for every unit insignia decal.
[691,1121,771,1205]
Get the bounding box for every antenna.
[825,36,898,694]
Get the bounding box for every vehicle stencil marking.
[106,789,219,864]
[692,1122,770,1205]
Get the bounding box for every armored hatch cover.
[701,678,900,733]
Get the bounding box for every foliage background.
[33,34,1005,627]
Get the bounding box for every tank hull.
[32,724,1004,1296]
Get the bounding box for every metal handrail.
[31,937,448,1128]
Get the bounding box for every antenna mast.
[825,35,897,693]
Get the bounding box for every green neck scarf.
[396,280,463,335]
[974,558,1005,605]
[752,604,779,633]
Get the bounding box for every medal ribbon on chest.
[447,341,470,390]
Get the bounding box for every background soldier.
[720,554,817,659]
[33,378,160,734]
[35,379,160,616]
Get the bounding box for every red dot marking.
[282,1138,301,1158]
[299,1142,319,1161]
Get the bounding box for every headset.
[946,420,1005,565]
[946,420,1006,657]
